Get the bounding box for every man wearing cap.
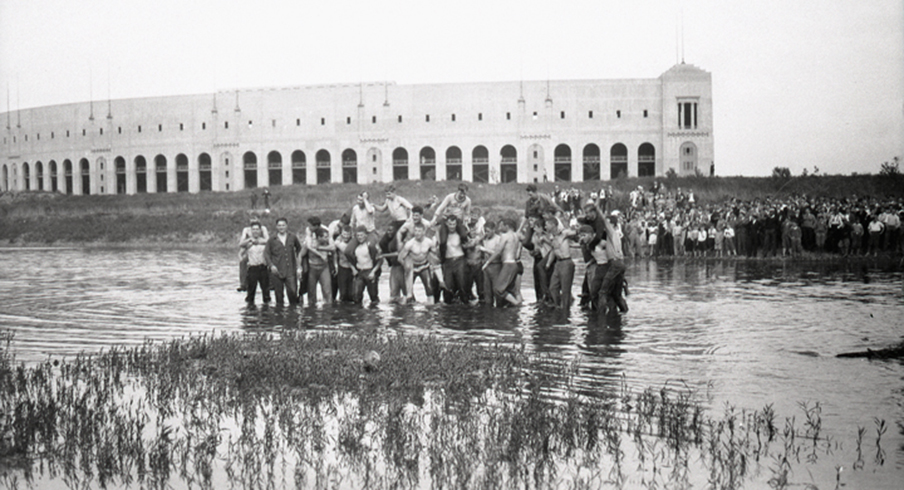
[237,217,269,292]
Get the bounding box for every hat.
[578,224,594,234]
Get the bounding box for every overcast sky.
[1,0,901,176]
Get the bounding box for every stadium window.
[82,129,86,136]
[226,184,230,190]
[372,116,376,124]
[533,164,538,171]
[532,111,538,120]
[373,167,377,174]
[478,113,482,121]
[99,128,102,135]
[616,110,621,118]
[426,114,430,122]
[678,101,698,129]
[506,112,511,120]
[37,133,40,140]
[117,127,121,134]
[224,121,228,129]
[51,132,54,139]
[451,114,456,122]
[372,155,377,162]
[248,120,253,128]
[296,118,300,126]
[158,124,162,131]
[202,122,206,130]
[321,118,326,125]
[271,119,276,127]
[560,111,565,119]
[643,110,648,118]
[180,123,184,130]
[25,135,28,141]
[347,116,351,124]
[66,130,70,137]
[398,115,402,123]
[588,110,593,119]
[533,151,538,158]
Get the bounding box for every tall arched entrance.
[292,150,307,184]
[419,147,436,181]
[445,146,462,181]
[155,155,168,193]
[316,150,331,184]
[115,156,127,194]
[472,145,489,183]
[135,156,147,193]
[63,160,73,194]
[638,143,655,177]
[554,144,571,182]
[500,145,517,183]
[342,149,358,183]
[243,152,258,189]
[392,147,408,181]
[610,144,627,179]
[176,154,189,192]
[267,151,282,187]
[583,144,601,181]
[198,153,212,191]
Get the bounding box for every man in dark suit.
[265,217,303,306]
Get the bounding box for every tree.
[771,167,792,179]
[879,156,900,176]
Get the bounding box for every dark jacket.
[265,233,303,279]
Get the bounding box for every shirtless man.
[347,226,383,304]
[482,218,522,306]
[542,217,578,311]
[398,221,437,303]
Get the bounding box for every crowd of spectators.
[554,183,904,260]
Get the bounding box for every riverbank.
[1,174,902,244]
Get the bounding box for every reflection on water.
[1,247,903,485]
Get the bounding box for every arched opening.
[554,144,572,182]
[638,143,655,177]
[23,162,30,191]
[392,147,408,181]
[679,142,697,175]
[267,151,283,187]
[49,160,58,192]
[1,165,7,191]
[176,153,189,192]
[155,155,168,193]
[80,158,91,195]
[610,144,628,179]
[35,161,44,191]
[445,146,462,181]
[198,153,212,191]
[63,160,73,194]
[135,156,147,193]
[115,156,127,194]
[243,151,258,189]
[419,146,436,181]
[583,144,601,181]
[291,150,306,184]
[500,145,517,183]
[316,149,331,184]
[342,149,357,183]
[472,145,489,183]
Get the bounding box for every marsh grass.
[0,332,890,489]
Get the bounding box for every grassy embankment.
[1,174,902,245]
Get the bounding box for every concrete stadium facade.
[0,63,712,195]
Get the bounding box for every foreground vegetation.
[0,331,891,489]
[1,174,902,244]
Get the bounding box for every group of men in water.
[237,183,628,314]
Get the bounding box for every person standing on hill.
[264,217,304,306]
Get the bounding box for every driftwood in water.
[837,343,904,360]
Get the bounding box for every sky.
[1,0,902,177]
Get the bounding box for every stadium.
[1,63,712,195]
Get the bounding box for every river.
[0,246,902,488]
